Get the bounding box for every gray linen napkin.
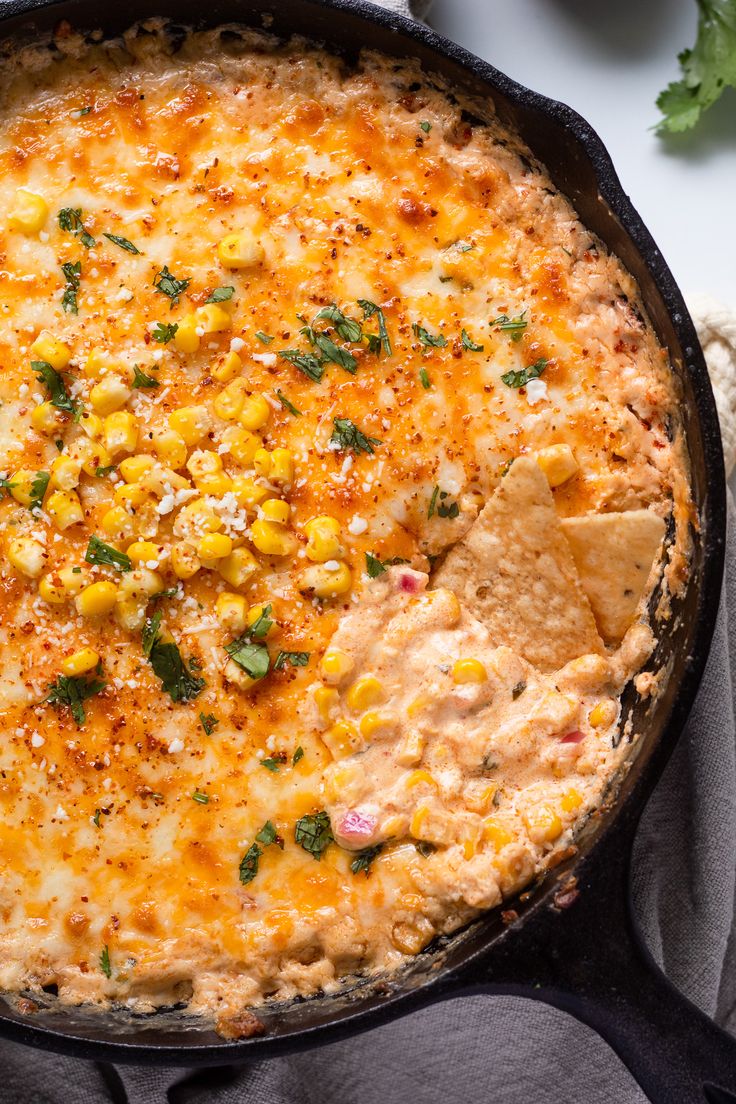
[1,2,735,1100]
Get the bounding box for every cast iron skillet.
[0,0,731,1098]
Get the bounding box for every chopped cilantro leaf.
[295,811,333,860]
[656,1,736,133]
[350,843,383,875]
[412,322,447,348]
[292,746,304,765]
[99,945,112,978]
[239,842,262,884]
[255,331,274,344]
[330,417,381,455]
[132,364,160,389]
[153,265,190,308]
[358,299,392,356]
[261,757,281,772]
[275,389,302,416]
[249,604,273,640]
[32,360,80,416]
[365,552,409,578]
[256,820,283,848]
[103,233,140,254]
[61,261,82,315]
[0,476,15,498]
[46,672,106,727]
[437,491,460,519]
[151,322,178,344]
[313,303,363,343]
[93,808,102,828]
[419,120,432,133]
[419,366,431,389]
[279,349,325,383]
[192,790,209,804]
[58,207,96,248]
[29,471,50,513]
[501,358,548,389]
[85,535,132,572]
[273,650,310,670]
[95,464,116,478]
[142,612,205,702]
[461,329,484,352]
[205,285,234,304]
[427,485,439,519]
[200,712,219,735]
[491,310,527,342]
[226,640,270,680]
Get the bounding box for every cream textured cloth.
[689,294,736,477]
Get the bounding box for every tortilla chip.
[560,510,665,645]
[434,458,604,671]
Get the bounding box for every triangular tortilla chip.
[434,458,604,671]
[560,510,665,645]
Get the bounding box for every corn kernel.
[213,379,248,422]
[114,482,150,509]
[49,456,81,492]
[535,443,578,488]
[251,519,296,557]
[38,572,67,605]
[483,819,514,851]
[186,449,223,481]
[197,472,233,497]
[299,561,352,599]
[119,454,154,483]
[68,437,111,478]
[90,376,131,416]
[100,505,135,541]
[223,657,260,692]
[104,411,138,456]
[61,648,100,677]
[396,730,425,767]
[589,700,616,728]
[173,313,201,354]
[269,448,294,486]
[253,448,272,478]
[46,490,83,531]
[410,805,430,839]
[31,401,66,436]
[462,837,477,861]
[346,676,385,714]
[314,685,339,723]
[7,537,46,578]
[452,658,487,684]
[523,804,563,845]
[126,541,161,566]
[57,566,88,596]
[118,567,164,599]
[171,543,201,579]
[79,411,103,439]
[139,466,191,498]
[222,427,260,467]
[217,546,259,588]
[215,592,248,633]
[168,406,210,446]
[197,532,233,560]
[173,499,222,539]
[238,394,270,432]
[304,516,342,563]
[359,711,396,739]
[212,350,242,383]
[320,650,354,684]
[196,303,232,333]
[76,580,118,617]
[216,231,265,269]
[561,788,583,814]
[231,478,270,510]
[406,769,439,792]
[8,188,48,233]
[115,596,147,633]
[152,429,187,470]
[261,498,290,525]
[83,348,118,380]
[322,719,361,760]
[8,469,38,507]
[246,603,275,633]
[30,331,71,370]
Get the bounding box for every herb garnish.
[0,476,16,498]
[153,265,190,307]
[365,551,409,578]
[273,650,310,670]
[29,471,50,513]
[261,757,281,772]
[199,712,219,735]
[299,310,358,374]
[61,261,82,314]
[152,322,178,344]
[274,389,302,416]
[279,349,325,383]
[132,364,159,389]
[292,746,304,765]
[95,464,117,478]
[313,303,363,343]
[358,299,392,356]
[99,945,112,978]
[58,207,96,249]
[412,322,447,348]
[419,120,432,134]
[142,611,205,702]
[103,233,140,255]
[295,811,334,860]
[656,1,736,133]
[461,328,484,352]
[46,671,106,727]
[428,485,459,520]
[419,366,431,389]
[256,820,283,848]
[256,331,274,344]
[192,790,209,804]
[330,417,381,455]
[350,843,383,876]
[205,286,234,304]
[32,360,81,417]
[85,535,132,572]
[93,808,102,828]
[491,310,527,341]
[239,820,283,884]
[501,358,548,389]
[225,603,273,682]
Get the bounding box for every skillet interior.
[0,0,725,1063]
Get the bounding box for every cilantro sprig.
[656,1,736,133]
[330,417,381,455]
[32,360,81,417]
[350,843,383,876]
[46,670,106,726]
[85,535,132,572]
[153,265,190,307]
[225,604,273,682]
[58,207,96,248]
[142,611,205,703]
[501,358,548,389]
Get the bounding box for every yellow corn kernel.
[61,648,100,677]
[8,188,48,233]
[213,379,247,422]
[346,676,385,714]
[79,410,103,439]
[100,505,135,541]
[46,490,83,531]
[223,427,261,467]
[212,350,242,383]
[114,482,150,509]
[196,303,232,334]
[57,566,88,596]
[217,546,259,588]
[119,454,154,483]
[523,804,563,845]
[535,443,579,488]
[8,469,38,507]
[261,498,290,525]
[139,465,191,498]
[198,472,234,497]
[321,719,361,760]
[126,541,161,566]
[391,922,427,956]
[253,448,272,478]
[7,536,46,578]
[452,658,488,684]
[49,456,81,492]
[173,499,222,539]
[152,429,187,470]
[359,711,396,739]
[118,567,164,600]
[168,405,210,446]
[31,401,66,436]
[410,805,430,839]
[173,313,201,354]
[561,788,583,814]
[216,231,265,269]
[589,699,616,728]
[171,543,201,579]
[67,437,111,478]
[462,837,477,861]
[186,450,223,481]
[304,516,342,563]
[251,519,296,557]
[30,331,71,370]
[264,451,292,489]
[325,762,360,803]
[238,394,270,432]
[90,376,131,416]
[75,580,118,617]
[197,532,233,560]
[231,478,270,510]
[104,412,138,456]
[38,572,68,605]
[483,818,513,851]
[406,769,439,792]
[396,730,425,767]
[320,650,354,684]
[215,592,248,633]
[223,657,261,692]
[298,561,352,599]
[115,596,147,633]
[83,348,115,380]
[314,685,339,723]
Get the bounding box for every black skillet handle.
[453,814,736,1104]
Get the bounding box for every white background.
[430,0,736,306]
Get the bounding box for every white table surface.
[430,0,736,307]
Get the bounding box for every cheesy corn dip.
[0,22,690,1028]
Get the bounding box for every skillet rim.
[0,0,726,1065]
